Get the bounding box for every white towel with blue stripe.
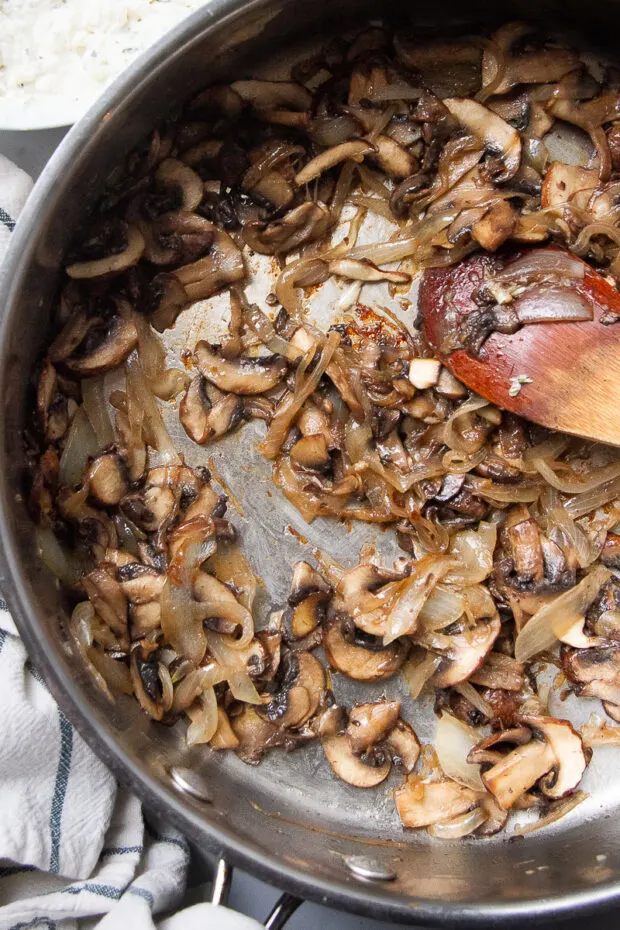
[0,155,261,930]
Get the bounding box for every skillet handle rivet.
[343,855,397,882]
[168,765,213,802]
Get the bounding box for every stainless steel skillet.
[2,0,620,925]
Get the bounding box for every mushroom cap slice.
[66,225,145,279]
[385,719,420,772]
[346,700,401,752]
[259,652,326,728]
[395,776,479,828]
[65,317,138,376]
[87,453,129,506]
[481,739,555,810]
[519,715,588,800]
[323,735,391,788]
[428,615,501,688]
[195,342,288,395]
[324,616,409,681]
[180,376,243,443]
[295,141,374,187]
[443,98,522,181]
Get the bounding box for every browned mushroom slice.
[481,738,555,810]
[563,646,620,707]
[323,734,391,788]
[83,567,128,637]
[284,561,332,642]
[428,616,501,688]
[385,719,421,772]
[173,228,245,301]
[193,570,251,632]
[122,485,177,534]
[346,700,400,753]
[467,726,533,766]
[29,447,59,523]
[471,201,516,252]
[148,273,189,332]
[210,707,240,749]
[290,434,331,470]
[155,158,204,212]
[130,642,164,721]
[469,651,525,692]
[443,98,522,181]
[117,562,165,604]
[64,316,138,377]
[48,311,97,364]
[370,135,417,180]
[519,715,588,800]
[37,360,69,442]
[232,706,278,763]
[394,776,479,828]
[482,24,578,95]
[179,376,243,443]
[323,616,409,681]
[231,79,311,114]
[259,652,326,729]
[66,225,145,279]
[195,342,288,394]
[541,162,599,211]
[86,453,129,506]
[295,141,374,186]
[243,201,332,255]
[336,562,404,636]
[129,601,162,640]
[184,483,225,521]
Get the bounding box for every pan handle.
[211,856,302,928]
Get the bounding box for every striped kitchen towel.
[0,156,261,929]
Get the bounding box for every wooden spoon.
[418,245,620,446]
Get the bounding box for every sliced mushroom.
[87,453,129,506]
[193,570,251,632]
[384,719,420,772]
[155,158,204,212]
[243,201,332,255]
[323,734,391,788]
[467,726,532,766]
[290,433,331,470]
[541,162,599,212]
[130,642,164,721]
[471,201,515,251]
[83,567,127,637]
[563,646,620,707]
[66,225,145,279]
[231,79,311,113]
[324,616,409,681]
[284,561,332,641]
[427,616,501,688]
[210,707,240,749]
[148,273,190,332]
[64,316,138,377]
[295,141,374,187]
[259,652,326,728]
[179,376,243,443]
[481,738,555,810]
[37,361,69,442]
[371,135,417,180]
[173,228,245,301]
[520,715,588,800]
[232,706,278,764]
[443,98,522,181]
[122,485,177,534]
[117,562,165,604]
[346,700,400,752]
[184,483,225,521]
[195,342,288,394]
[129,600,162,640]
[394,776,479,828]
[482,25,578,96]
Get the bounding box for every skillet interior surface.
[3,0,620,924]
